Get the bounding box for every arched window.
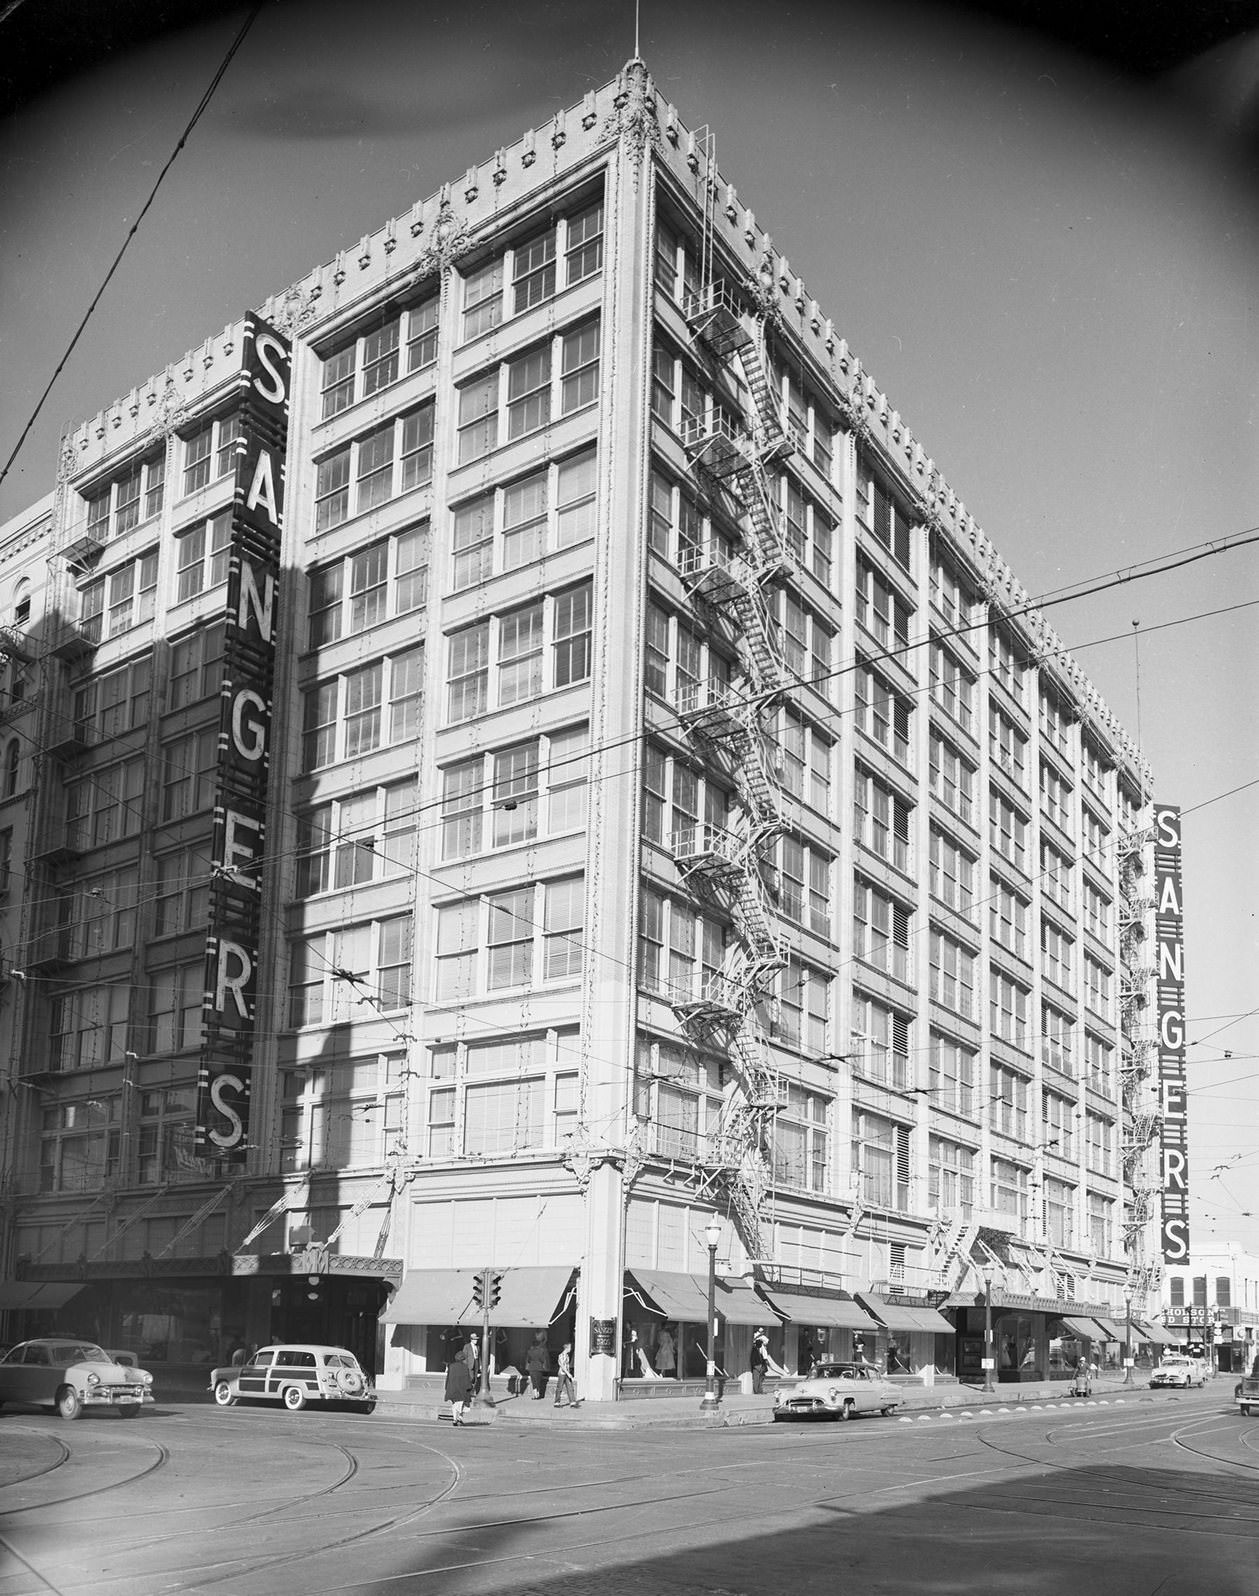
[4,740,19,798]
[12,579,30,627]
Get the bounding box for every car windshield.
[813,1364,864,1379]
[52,1344,109,1363]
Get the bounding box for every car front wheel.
[57,1387,84,1421]
[213,1380,237,1407]
[837,1399,855,1421]
[282,1385,308,1412]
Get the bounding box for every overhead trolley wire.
[0,3,265,490]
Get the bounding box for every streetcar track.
[0,1434,170,1517]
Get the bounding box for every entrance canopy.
[381,1266,575,1328]
[0,1282,84,1311]
[856,1294,953,1334]
[625,1270,767,1325]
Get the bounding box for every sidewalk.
[373,1372,1154,1430]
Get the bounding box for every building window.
[1081,737,1110,800]
[929,929,975,1018]
[70,866,140,956]
[280,1055,406,1173]
[1085,1031,1113,1093]
[1043,1091,1077,1159]
[929,1033,975,1116]
[856,461,911,570]
[160,728,219,821]
[457,321,600,466]
[84,453,165,540]
[154,847,211,937]
[301,648,423,770]
[1084,881,1111,940]
[772,1084,830,1193]
[89,551,157,638]
[929,1135,975,1214]
[1042,1006,1076,1077]
[769,959,832,1054]
[74,658,153,736]
[426,1030,581,1159]
[450,447,597,591]
[930,640,975,734]
[66,757,145,847]
[49,986,130,1072]
[990,880,1029,960]
[296,778,418,895]
[1087,1191,1113,1255]
[1041,842,1073,911]
[990,1061,1030,1138]
[990,626,1024,701]
[857,558,912,653]
[929,734,974,825]
[1041,918,1074,989]
[990,707,1028,787]
[433,881,584,1001]
[149,963,204,1053]
[1040,686,1074,756]
[990,971,1030,1050]
[990,790,1029,872]
[929,547,973,630]
[991,1157,1029,1223]
[1084,955,1112,1016]
[1040,761,1073,832]
[314,402,433,532]
[440,726,587,860]
[855,661,911,764]
[459,197,604,344]
[1082,806,1109,870]
[853,1110,911,1210]
[308,522,428,647]
[445,583,592,724]
[168,625,223,710]
[39,1097,120,1192]
[319,293,439,419]
[929,828,975,918]
[181,413,241,497]
[854,767,912,872]
[288,916,416,1027]
[854,881,910,981]
[137,1087,201,1184]
[175,511,232,603]
[851,995,911,1090]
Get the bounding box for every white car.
[0,1338,154,1419]
[772,1361,903,1422]
[211,1344,375,1413]
[1150,1355,1206,1389]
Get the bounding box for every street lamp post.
[1123,1291,1134,1387]
[701,1213,723,1412]
[982,1265,996,1394]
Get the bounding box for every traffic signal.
[472,1272,484,1310]
[488,1271,502,1310]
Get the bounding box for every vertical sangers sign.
[194,313,290,1158]
[1153,804,1190,1263]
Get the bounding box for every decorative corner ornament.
[273,282,321,338]
[564,1141,605,1192]
[416,201,471,278]
[599,63,660,182]
[146,373,188,444]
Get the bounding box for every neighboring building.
[1162,1244,1259,1373]
[0,61,1165,1398]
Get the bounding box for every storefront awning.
[1091,1317,1123,1340]
[1141,1320,1185,1345]
[1059,1315,1109,1341]
[626,1270,768,1325]
[856,1294,953,1334]
[0,1282,84,1311]
[760,1288,879,1330]
[381,1266,575,1328]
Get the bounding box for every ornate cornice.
[599,59,661,183]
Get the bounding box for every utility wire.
[0,4,265,490]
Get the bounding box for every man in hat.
[750,1328,770,1394]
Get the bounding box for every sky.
[0,0,1256,1257]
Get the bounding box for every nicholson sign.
[194,313,290,1159]
[1153,804,1191,1264]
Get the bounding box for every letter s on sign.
[252,333,290,406]
[209,1072,246,1151]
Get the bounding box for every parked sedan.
[0,1338,154,1419]
[1150,1356,1205,1389]
[211,1344,375,1413]
[773,1361,903,1422]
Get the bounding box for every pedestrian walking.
[553,1342,581,1407]
[445,1355,472,1425]
[525,1330,550,1399]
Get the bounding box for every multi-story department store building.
[0,61,1172,1400]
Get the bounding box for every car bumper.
[774,1398,842,1417]
[87,1387,146,1404]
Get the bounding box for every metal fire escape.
[662,203,795,1266]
